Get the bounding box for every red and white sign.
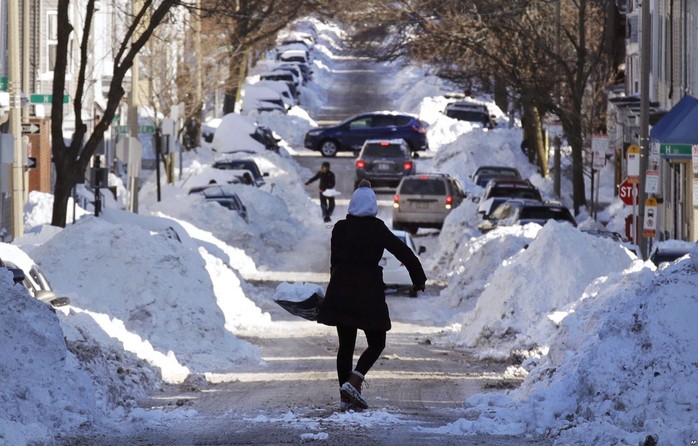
[619,178,638,206]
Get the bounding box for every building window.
[47,11,58,71]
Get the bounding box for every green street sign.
[30,94,70,104]
[0,76,7,92]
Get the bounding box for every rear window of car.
[363,144,405,157]
[478,169,518,177]
[520,207,573,222]
[446,109,488,122]
[491,187,541,200]
[391,115,413,126]
[399,179,447,195]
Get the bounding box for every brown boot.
[340,371,368,409]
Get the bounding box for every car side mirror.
[418,246,426,255]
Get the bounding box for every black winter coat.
[306,170,336,191]
[317,215,427,331]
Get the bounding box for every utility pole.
[8,0,23,239]
[637,0,651,259]
[128,2,141,213]
[128,53,139,214]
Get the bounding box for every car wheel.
[320,140,338,157]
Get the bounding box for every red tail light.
[380,141,390,146]
[393,194,400,208]
[403,161,413,170]
[356,160,365,169]
[445,195,453,209]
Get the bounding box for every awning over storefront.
[650,95,698,159]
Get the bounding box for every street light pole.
[637,0,651,258]
[8,0,23,239]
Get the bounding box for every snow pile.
[211,113,265,153]
[139,147,318,271]
[26,217,262,382]
[456,221,637,355]
[431,248,698,445]
[0,272,98,445]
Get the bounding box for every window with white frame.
[47,11,58,71]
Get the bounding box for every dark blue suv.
[303,111,429,157]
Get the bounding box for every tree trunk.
[51,164,79,227]
[521,103,537,166]
[223,52,249,115]
[531,107,548,177]
[562,113,587,213]
[493,76,508,115]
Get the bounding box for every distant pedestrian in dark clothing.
[305,161,336,222]
[317,182,427,411]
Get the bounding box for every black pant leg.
[355,330,386,377]
[336,325,358,386]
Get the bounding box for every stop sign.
[619,178,638,205]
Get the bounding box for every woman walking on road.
[317,181,427,410]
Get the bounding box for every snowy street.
[2,16,697,446]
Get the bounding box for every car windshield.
[400,179,446,195]
[363,145,404,157]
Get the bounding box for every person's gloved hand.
[412,282,425,293]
